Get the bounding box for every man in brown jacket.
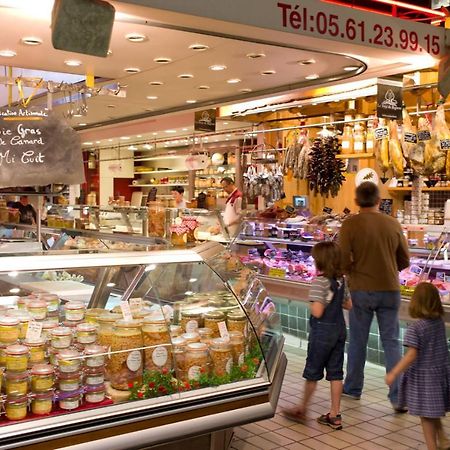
[339,182,410,410]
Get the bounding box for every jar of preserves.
[45,311,60,325]
[229,331,245,365]
[210,338,233,377]
[180,311,202,333]
[110,320,143,391]
[16,297,30,310]
[58,370,81,391]
[31,391,54,415]
[197,327,213,344]
[83,344,105,368]
[204,311,226,338]
[24,339,46,366]
[0,316,20,344]
[185,342,209,380]
[84,367,105,386]
[64,302,86,322]
[85,383,106,403]
[172,337,186,380]
[5,344,29,372]
[76,323,97,345]
[50,327,72,349]
[169,325,182,338]
[97,313,121,380]
[226,311,247,336]
[27,300,47,320]
[58,390,82,410]
[181,332,200,345]
[41,294,60,313]
[5,395,28,420]
[142,316,172,372]
[57,349,81,373]
[5,371,28,395]
[5,310,31,340]
[170,225,188,247]
[85,308,105,324]
[30,364,54,392]
[41,321,58,342]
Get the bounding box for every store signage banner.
[121,0,447,57]
[377,79,403,120]
[0,107,85,188]
[194,109,216,132]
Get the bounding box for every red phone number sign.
[277,2,444,56]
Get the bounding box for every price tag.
[268,268,286,278]
[404,132,418,144]
[440,139,450,151]
[26,321,43,342]
[46,237,55,248]
[129,298,143,311]
[418,130,432,142]
[323,207,333,214]
[374,127,389,140]
[120,301,133,322]
[218,321,230,341]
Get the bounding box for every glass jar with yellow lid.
[27,300,47,321]
[24,339,46,367]
[57,349,81,373]
[210,338,233,376]
[5,371,29,395]
[110,319,143,390]
[50,327,72,349]
[185,342,209,380]
[5,310,31,340]
[64,302,86,322]
[204,311,226,338]
[30,364,54,392]
[31,391,54,415]
[76,323,97,345]
[142,315,172,372]
[5,395,28,420]
[0,316,20,344]
[5,344,29,372]
[226,311,248,336]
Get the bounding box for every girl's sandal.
[281,407,307,423]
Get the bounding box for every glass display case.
[0,242,285,450]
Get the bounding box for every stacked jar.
[97,313,121,380]
[142,316,172,372]
[172,337,187,381]
[180,310,202,333]
[64,302,86,327]
[203,311,226,338]
[209,338,233,377]
[83,345,106,403]
[56,348,83,411]
[30,364,54,415]
[185,342,209,381]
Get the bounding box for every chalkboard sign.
[379,199,393,215]
[377,79,403,120]
[194,109,216,132]
[0,107,85,188]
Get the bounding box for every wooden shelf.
[388,187,450,193]
[134,155,186,162]
[134,169,189,175]
[129,183,188,188]
[336,153,374,159]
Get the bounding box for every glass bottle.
[353,116,366,154]
[210,338,233,377]
[142,316,172,372]
[203,311,226,338]
[185,342,209,380]
[341,115,354,154]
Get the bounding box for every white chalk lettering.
[21,150,45,164]
[17,123,41,139]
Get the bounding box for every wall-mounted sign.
[377,78,403,120]
[194,109,216,132]
[0,107,85,188]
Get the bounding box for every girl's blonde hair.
[409,282,444,319]
[311,241,342,279]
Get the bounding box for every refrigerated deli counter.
[0,242,286,450]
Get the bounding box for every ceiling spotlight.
[107,49,113,56]
[125,32,147,43]
[198,85,210,90]
[239,88,252,93]
[21,37,42,46]
[146,95,158,100]
[209,64,227,71]
[124,67,141,73]
[82,142,93,145]
[137,135,142,138]
[78,123,87,126]
[152,132,158,136]
[189,43,209,51]
[165,129,177,133]
[106,282,116,288]
[108,139,113,142]
[227,78,241,84]
[64,59,82,67]
[149,81,163,86]
[95,141,101,144]
[305,74,320,80]
[178,73,194,79]
[186,100,197,104]
[9,288,20,294]
[0,49,16,58]
[344,66,360,71]
[120,136,130,140]
[247,52,266,59]
[298,59,316,65]
[182,128,188,131]
[223,122,229,125]
[107,104,116,108]
[127,145,138,151]
[154,57,172,64]
[261,70,276,75]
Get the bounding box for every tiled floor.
[231,346,450,450]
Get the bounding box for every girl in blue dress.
[386,282,450,450]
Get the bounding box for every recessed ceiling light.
[106,282,116,288]
[227,78,241,84]
[165,129,177,133]
[145,108,154,112]
[344,66,360,71]
[223,122,229,125]
[261,70,276,75]
[78,123,87,126]
[298,59,316,65]
[186,100,197,104]
[209,64,227,71]
[226,134,232,137]
[124,67,140,73]
[198,85,210,90]
[178,73,194,79]
[136,135,142,138]
[305,74,320,80]
[82,142,93,145]
[64,59,82,67]
[21,37,42,46]
[0,49,16,58]
[125,32,147,43]
[189,43,209,51]
[154,57,172,64]
[120,136,130,140]
[107,104,116,108]
[146,95,158,100]
[149,81,163,86]
[239,88,252,93]
[247,52,266,59]
[108,139,113,142]
[9,288,20,294]
[107,49,112,56]
[73,113,83,118]
[152,132,158,136]
[95,141,101,144]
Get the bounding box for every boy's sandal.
[281,407,307,423]
[317,412,342,430]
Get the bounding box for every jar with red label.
[181,217,198,243]
[5,371,29,395]
[27,300,47,320]
[5,395,28,420]
[31,391,54,415]
[64,302,86,322]
[30,364,54,392]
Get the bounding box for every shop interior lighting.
[149,81,163,86]
[240,88,252,93]
[125,33,147,43]
[178,74,194,79]
[95,141,101,144]
[189,43,209,51]
[165,129,177,133]
[136,135,142,138]
[64,59,82,67]
[106,282,116,288]
[145,264,157,272]
[227,78,241,84]
[124,67,140,73]
[21,37,42,46]
[186,99,197,104]
[189,278,198,283]
[78,123,87,126]
[209,65,227,71]
[198,85,210,90]
[120,136,130,140]
[8,271,18,278]
[305,74,320,80]
[247,53,266,59]
[127,145,138,150]
[143,144,153,149]
[371,0,447,17]
[154,57,172,64]
[9,288,20,294]
[82,141,93,145]
[344,66,360,71]
[146,95,158,100]
[261,70,276,75]
[182,128,188,131]
[298,59,316,65]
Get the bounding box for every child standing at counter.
[386,283,450,450]
[283,241,352,430]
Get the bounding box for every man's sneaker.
[392,404,408,413]
[342,392,360,400]
[317,413,342,430]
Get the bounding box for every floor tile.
[259,431,294,446]
[244,435,280,450]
